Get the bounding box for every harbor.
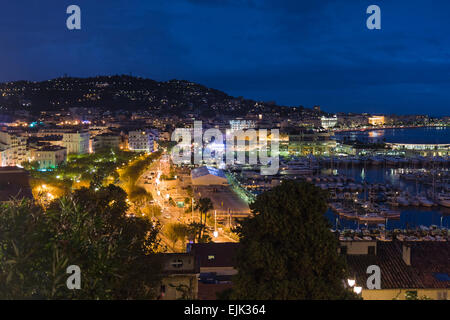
[230,126,450,232]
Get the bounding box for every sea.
[334,126,450,144]
[327,126,450,230]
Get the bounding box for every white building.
[0,131,27,167]
[229,120,256,132]
[62,131,90,154]
[128,129,159,153]
[320,115,338,129]
[28,146,67,170]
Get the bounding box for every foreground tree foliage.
[231,180,356,300]
[0,185,162,299]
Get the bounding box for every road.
[136,151,238,249]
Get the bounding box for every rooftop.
[191,242,239,268]
[346,241,450,289]
[191,166,227,180]
[0,167,33,201]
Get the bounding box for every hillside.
[0,75,317,118]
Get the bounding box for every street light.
[347,279,356,288]
[213,210,218,238]
[353,286,362,295]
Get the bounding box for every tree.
[404,290,432,300]
[143,204,162,219]
[129,186,152,204]
[194,197,213,237]
[186,186,193,197]
[187,222,212,244]
[231,180,355,300]
[165,223,189,251]
[21,160,40,171]
[166,227,179,252]
[0,185,163,299]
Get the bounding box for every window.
[171,259,183,268]
[208,255,215,260]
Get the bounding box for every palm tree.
[194,197,213,239]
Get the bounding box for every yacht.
[397,196,409,206]
[437,193,450,208]
[418,196,434,207]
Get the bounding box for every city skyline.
[1,1,450,116]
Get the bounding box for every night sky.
[1,0,449,115]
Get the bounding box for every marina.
[230,127,450,231]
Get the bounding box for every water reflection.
[335,127,450,144]
[322,166,450,230]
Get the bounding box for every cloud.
[0,0,449,115]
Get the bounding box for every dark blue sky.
[1,0,449,115]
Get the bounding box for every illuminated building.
[92,132,123,152]
[320,115,338,129]
[368,115,385,126]
[62,131,90,154]
[28,146,67,170]
[128,129,159,152]
[0,131,27,167]
[287,129,336,156]
[229,120,255,132]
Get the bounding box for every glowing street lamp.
[353,286,362,295]
[214,209,218,234]
[347,279,356,288]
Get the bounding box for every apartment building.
[0,131,27,167]
[37,128,90,154]
[128,129,159,153]
[62,131,90,154]
[92,132,123,152]
[28,145,67,170]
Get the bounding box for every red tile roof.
[346,241,449,289]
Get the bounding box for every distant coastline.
[334,125,450,145]
[333,124,448,133]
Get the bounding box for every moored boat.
[437,194,450,208]
[418,196,434,207]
